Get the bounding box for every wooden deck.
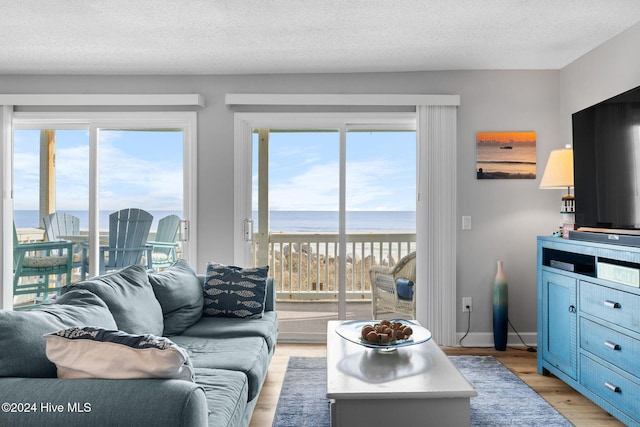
[276,300,410,342]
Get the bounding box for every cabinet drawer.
[580,318,640,376]
[580,355,640,422]
[580,281,640,332]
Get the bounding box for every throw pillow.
[203,263,268,319]
[148,260,204,336]
[396,278,414,300]
[0,290,117,378]
[45,326,194,382]
[64,264,164,336]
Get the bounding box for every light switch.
[462,216,472,230]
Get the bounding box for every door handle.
[605,381,621,393]
[604,300,621,309]
[244,219,254,242]
[604,341,621,351]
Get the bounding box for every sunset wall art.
[476,131,536,179]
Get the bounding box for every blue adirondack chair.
[81,208,153,279]
[13,223,73,307]
[147,214,181,270]
[43,212,80,240]
[43,212,83,273]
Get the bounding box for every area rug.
[272,356,572,427]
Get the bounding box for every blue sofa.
[0,260,278,427]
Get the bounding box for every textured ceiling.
[1,0,640,75]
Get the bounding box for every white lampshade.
[539,147,574,189]
[540,147,575,234]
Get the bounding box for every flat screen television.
[572,84,640,236]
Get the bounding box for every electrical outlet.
[462,297,472,312]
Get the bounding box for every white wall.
[453,71,561,340]
[0,69,564,337]
[560,22,640,139]
[3,21,636,339]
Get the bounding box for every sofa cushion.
[171,335,269,401]
[148,260,204,336]
[45,326,194,381]
[203,263,268,319]
[197,275,276,312]
[64,264,164,335]
[180,311,279,353]
[0,377,208,427]
[0,290,117,378]
[195,368,249,427]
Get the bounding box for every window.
[10,112,197,307]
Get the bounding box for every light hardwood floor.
[249,344,625,427]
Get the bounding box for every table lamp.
[539,146,574,236]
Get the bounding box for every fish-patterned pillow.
[203,263,269,318]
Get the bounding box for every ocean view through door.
[252,127,416,341]
[11,113,193,308]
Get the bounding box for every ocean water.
[14,210,416,233]
[257,211,416,232]
[14,210,183,232]
[476,142,536,176]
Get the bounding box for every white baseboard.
[455,332,537,348]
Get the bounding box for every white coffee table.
[326,320,477,427]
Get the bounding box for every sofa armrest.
[0,377,207,427]
[264,277,276,312]
[197,275,276,312]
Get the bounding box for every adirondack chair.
[43,212,83,274]
[43,212,80,241]
[147,214,181,270]
[13,223,73,307]
[81,208,153,280]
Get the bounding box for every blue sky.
[13,129,183,211]
[13,129,416,213]
[252,130,416,211]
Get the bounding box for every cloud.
[266,159,415,211]
[269,162,339,210]
[13,130,183,211]
[252,130,416,211]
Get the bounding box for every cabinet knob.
[604,341,621,351]
[603,300,621,309]
[568,305,576,313]
[605,381,621,393]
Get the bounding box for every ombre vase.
[493,260,509,351]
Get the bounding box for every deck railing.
[255,232,416,300]
[16,229,415,303]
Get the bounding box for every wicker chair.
[369,251,416,319]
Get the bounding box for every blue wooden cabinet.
[537,236,640,426]
[539,269,577,381]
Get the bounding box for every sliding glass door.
[11,112,196,308]
[345,129,416,285]
[242,114,416,341]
